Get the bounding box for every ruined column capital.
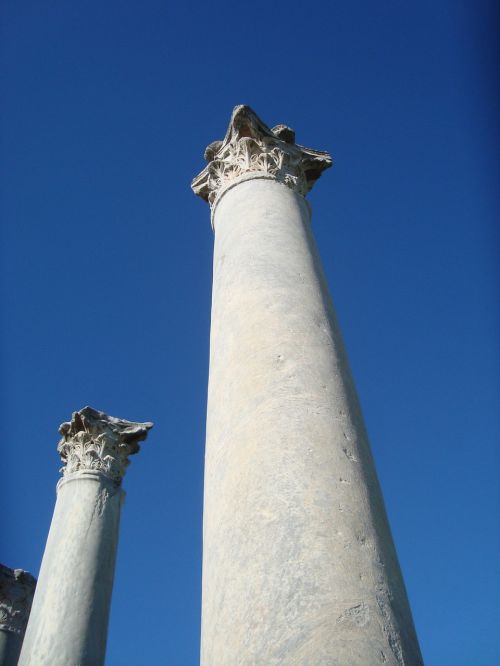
[57,406,153,484]
[0,565,36,635]
[191,105,332,210]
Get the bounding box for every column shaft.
[18,406,152,666]
[201,177,421,664]
[0,632,21,666]
[19,473,122,666]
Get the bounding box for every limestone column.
[0,566,36,666]
[18,406,152,666]
[192,105,422,665]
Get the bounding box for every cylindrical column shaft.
[19,473,122,665]
[0,566,36,666]
[203,178,420,664]
[193,105,422,665]
[19,407,152,666]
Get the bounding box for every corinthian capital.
[0,565,36,635]
[192,105,332,208]
[57,406,153,483]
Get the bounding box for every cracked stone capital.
[0,565,36,635]
[191,105,332,209]
[57,406,153,484]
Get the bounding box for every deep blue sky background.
[1,1,499,664]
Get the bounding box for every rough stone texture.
[193,107,423,665]
[58,405,153,482]
[18,407,152,666]
[0,565,36,666]
[192,104,332,211]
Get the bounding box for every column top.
[191,105,332,209]
[57,406,153,484]
[0,564,36,635]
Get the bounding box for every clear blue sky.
[1,1,498,664]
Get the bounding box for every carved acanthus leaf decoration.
[0,565,36,635]
[192,105,332,207]
[57,406,153,483]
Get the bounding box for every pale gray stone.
[192,104,332,212]
[58,405,153,482]
[18,407,152,666]
[193,106,423,665]
[0,565,36,666]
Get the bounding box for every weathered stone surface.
[0,565,36,666]
[58,405,153,483]
[18,407,152,666]
[192,104,332,211]
[194,107,422,665]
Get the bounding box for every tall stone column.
[0,566,36,666]
[19,407,152,666]
[192,106,422,665]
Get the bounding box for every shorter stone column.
[19,407,152,666]
[0,566,36,666]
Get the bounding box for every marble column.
[0,566,36,666]
[18,407,152,666]
[192,105,422,665]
